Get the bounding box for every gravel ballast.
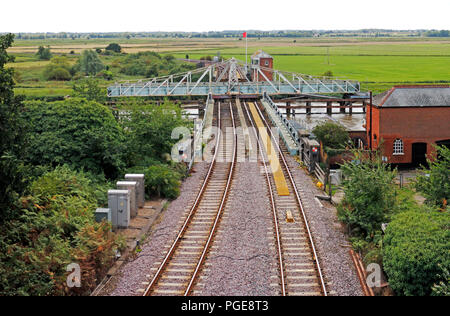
[284,154,364,296]
[199,161,279,296]
[103,161,210,296]
[103,130,363,296]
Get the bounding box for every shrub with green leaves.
[73,50,105,76]
[117,51,195,77]
[122,101,191,167]
[338,152,397,236]
[0,166,119,296]
[312,121,350,156]
[43,56,72,81]
[383,209,450,296]
[415,145,450,208]
[126,163,184,200]
[72,77,106,103]
[431,265,450,296]
[22,98,126,179]
[36,45,52,60]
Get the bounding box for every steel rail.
[143,102,224,296]
[253,102,328,296]
[242,101,286,296]
[184,102,237,296]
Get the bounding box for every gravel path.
[199,161,279,296]
[284,155,364,296]
[103,161,210,296]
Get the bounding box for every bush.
[118,51,195,77]
[415,145,450,208]
[122,101,191,167]
[432,265,450,296]
[338,153,397,237]
[105,43,122,53]
[72,77,106,102]
[46,67,72,81]
[312,121,350,156]
[73,50,104,76]
[30,165,112,206]
[383,209,450,296]
[22,98,126,179]
[0,167,119,296]
[36,46,52,60]
[43,56,72,81]
[126,164,183,200]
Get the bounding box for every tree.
[22,98,126,179]
[36,45,52,60]
[43,56,72,80]
[105,43,122,53]
[0,34,27,219]
[312,121,350,155]
[75,50,105,76]
[415,145,450,208]
[72,77,106,102]
[122,101,191,167]
[338,152,397,236]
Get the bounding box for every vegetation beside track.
[337,148,449,296]
[0,34,192,295]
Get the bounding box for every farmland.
[7,36,450,97]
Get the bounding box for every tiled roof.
[374,85,450,107]
[251,50,273,59]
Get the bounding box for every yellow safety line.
[248,102,290,196]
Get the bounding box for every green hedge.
[383,209,450,296]
[22,98,126,179]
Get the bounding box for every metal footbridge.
[107,58,360,97]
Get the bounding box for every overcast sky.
[1,0,449,33]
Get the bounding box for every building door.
[412,143,428,167]
[436,139,450,149]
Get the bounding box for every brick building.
[367,85,450,165]
[251,50,273,82]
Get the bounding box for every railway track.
[242,100,327,296]
[142,101,237,296]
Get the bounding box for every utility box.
[116,181,138,218]
[95,208,112,223]
[125,174,145,208]
[108,190,130,229]
[330,169,343,185]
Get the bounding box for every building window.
[393,139,404,155]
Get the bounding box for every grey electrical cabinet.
[95,208,112,223]
[125,174,145,208]
[117,181,138,218]
[108,190,130,229]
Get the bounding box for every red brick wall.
[260,57,273,81]
[252,57,273,82]
[367,106,450,163]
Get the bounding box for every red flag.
[243,32,247,38]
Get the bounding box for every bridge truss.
[107,58,360,97]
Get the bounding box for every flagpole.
[245,32,248,74]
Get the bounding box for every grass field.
[7,37,450,97]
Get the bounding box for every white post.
[245,33,248,74]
